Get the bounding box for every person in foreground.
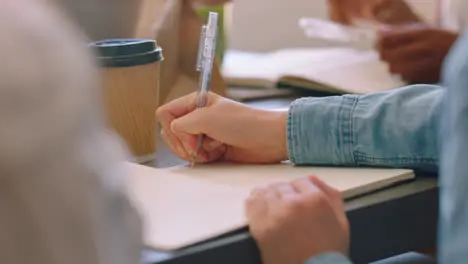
[0,1,142,263]
[157,34,468,263]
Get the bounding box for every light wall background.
[225,0,438,52]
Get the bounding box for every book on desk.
[222,47,407,96]
[125,161,414,252]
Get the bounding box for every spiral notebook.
[125,162,414,251]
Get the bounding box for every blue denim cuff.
[304,252,353,264]
[287,95,359,166]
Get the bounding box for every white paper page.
[223,47,372,84]
[126,163,249,251]
[126,162,414,251]
[285,50,406,94]
[222,47,406,93]
[165,162,414,199]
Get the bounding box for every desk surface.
[142,97,439,264]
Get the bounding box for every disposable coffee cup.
[90,38,163,163]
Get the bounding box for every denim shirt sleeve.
[438,31,468,263]
[287,84,443,172]
[303,252,353,264]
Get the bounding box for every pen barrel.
[196,25,207,71]
[192,13,219,163]
[198,13,218,93]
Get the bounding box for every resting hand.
[156,92,288,164]
[246,176,350,264]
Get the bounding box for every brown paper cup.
[91,39,163,163]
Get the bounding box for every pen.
[190,12,219,167]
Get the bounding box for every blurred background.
[200,0,437,55]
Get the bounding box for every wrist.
[258,109,289,161]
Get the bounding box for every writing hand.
[156,92,288,164]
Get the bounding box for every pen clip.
[196,25,207,72]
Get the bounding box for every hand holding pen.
[156,11,287,166]
[190,12,219,167]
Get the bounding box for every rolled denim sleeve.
[438,32,468,263]
[304,252,353,264]
[287,84,443,172]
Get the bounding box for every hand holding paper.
[156,92,288,164]
[377,24,458,84]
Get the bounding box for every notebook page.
[280,50,406,94]
[221,50,282,86]
[126,162,414,251]
[309,51,406,94]
[126,163,249,251]
[165,162,414,199]
[221,47,363,87]
[222,47,405,93]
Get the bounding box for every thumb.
[308,176,348,229]
[170,107,212,135]
[308,176,345,211]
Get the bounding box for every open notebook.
[221,47,407,95]
[125,162,414,251]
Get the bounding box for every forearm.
[287,84,443,172]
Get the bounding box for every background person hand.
[328,0,421,25]
[156,92,288,164]
[246,176,350,264]
[377,24,458,84]
[371,0,421,25]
